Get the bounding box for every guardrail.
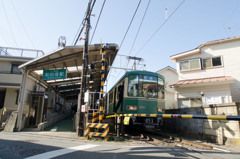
[0,46,44,58]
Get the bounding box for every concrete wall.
[164,103,240,145]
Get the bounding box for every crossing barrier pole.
[106,114,240,121]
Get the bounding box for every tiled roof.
[171,76,234,87]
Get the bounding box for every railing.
[0,46,44,58]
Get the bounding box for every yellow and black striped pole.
[99,47,106,123]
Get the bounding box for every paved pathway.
[0,131,240,159]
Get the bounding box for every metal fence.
[0,46,44,58]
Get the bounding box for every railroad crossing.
[16,43,119,135]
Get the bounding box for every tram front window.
[139,75,158,98]
[128,74,162,98]
[128,75,139,97]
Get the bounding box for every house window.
[11,64,22,74]
[203,56,222,68]
[178,98,202,108]
[179,59,201,71]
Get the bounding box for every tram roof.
[125,70,165,78]
[108,70,165,92]
[19,43,119,100]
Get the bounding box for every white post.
[17,70,28,131]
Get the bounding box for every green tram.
[107,70,165,129]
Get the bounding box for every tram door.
[28,92,48,127]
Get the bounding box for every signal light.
[90,74,94,80]
[90,63,95,70]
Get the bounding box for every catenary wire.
[212,3,240,39]
[1,0,18,47]
[10,0,36,49]
[129,0,151,56]
[106,0,142,85]
[135,0,186,56]
[73,0,96,45]
[119,0,142,49]
[90,0,107,44]
[74,0,96,45]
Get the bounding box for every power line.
[119,0,142,49]
[212,3,240,39]
[135,0,186,56]
[10,0,36,49]
[129,0,151,55]
[73,0,96,45]
[1,0,18,47]
[0,26,16,46]
[90,0,107,44]
[106,0,142,85]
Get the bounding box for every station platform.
[43,117,74,132]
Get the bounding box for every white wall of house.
[157,67,178,109]
[0,61,12,73]
[175,84,232,108]
[4,88,19,111]
[174,39,240,103]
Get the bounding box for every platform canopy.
[19,43,119,100]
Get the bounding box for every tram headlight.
[158,108,163,112]
[126,105,137,111]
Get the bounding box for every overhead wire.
[135,0,186,56]
[90,0,107,44]
[1,0,18,47]
[0,25,17,46]
[10,0,36,49]
[125,0,151,71]
[73,0,96,45]
[119,0,142,49]
[129,0,151,55]
[106,0,142,85]
[212,2,240,39]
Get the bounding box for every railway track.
[124,128,214,151]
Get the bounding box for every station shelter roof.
[19,43,119,100]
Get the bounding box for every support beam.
[16,70,28,131]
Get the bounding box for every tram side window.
[128,75,139,97]
[139,75,158,98]
[158,77,164,99]
[109,91,113,104]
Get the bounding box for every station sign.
[43,69,67,80]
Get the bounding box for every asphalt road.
[0,131,239,159]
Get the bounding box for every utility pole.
[77,0,92,136]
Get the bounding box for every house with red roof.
[170,36,240,108]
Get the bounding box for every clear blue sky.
[1,0,240,89]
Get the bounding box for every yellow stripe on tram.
[207,115,226,120]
